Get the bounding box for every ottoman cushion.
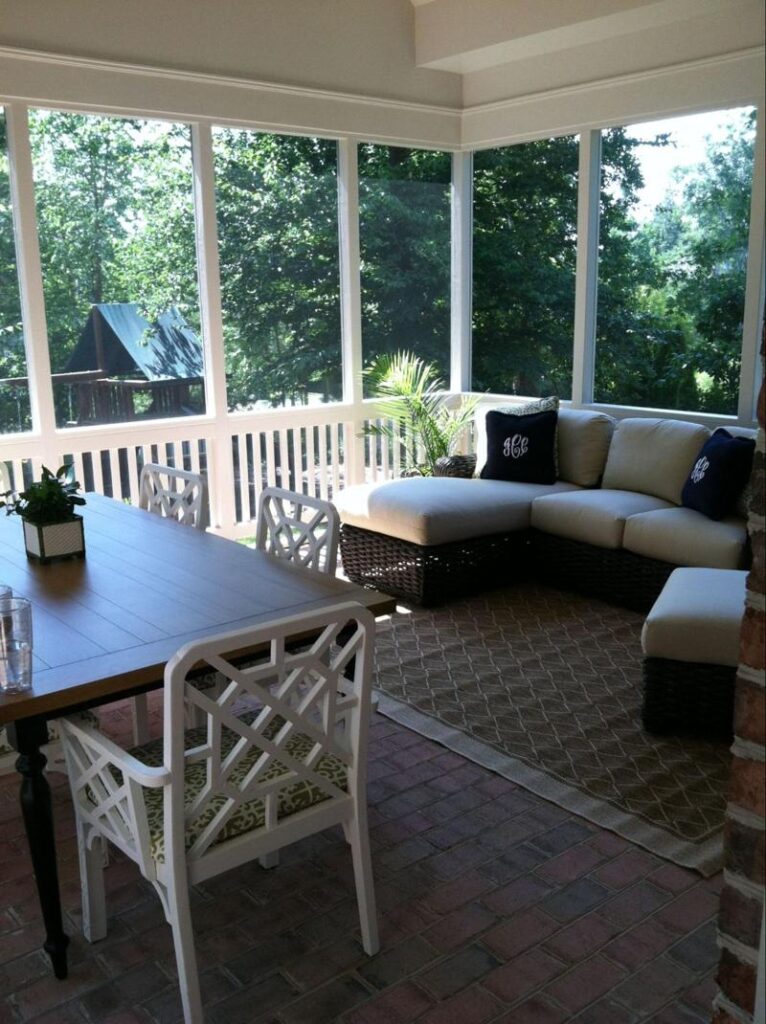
[335,477,580,547]
[530,489,673,549]
[641,567,747,665]
[623,508,747,569]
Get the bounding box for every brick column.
[713,328,766,1024]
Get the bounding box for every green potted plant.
[1,465,86,564]
[362,351,480,477]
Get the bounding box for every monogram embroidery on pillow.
[691,455,710,484]
[503,434,529,459]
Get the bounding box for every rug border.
[375,691,724,877]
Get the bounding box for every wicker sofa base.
[642,656,736,739]
[340,524,529,606]
[530,531,677,613]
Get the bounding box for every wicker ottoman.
[641,567,747,737]
[335,477,580,605]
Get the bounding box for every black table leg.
[8,717,70,979]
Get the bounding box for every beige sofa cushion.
[531,489,672,549]
[335,477,580,546]
[557,408,616,487]
[474,404,615,487]
[602,417,710,505]
[623,508,747,569]
[641,567,746,665]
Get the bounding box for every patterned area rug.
[373,583,730,875]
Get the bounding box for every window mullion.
[191,122,236,530]
[571,130,601,407]
[337,139,365,485]
[738,104,765,423]
[5,103,57,447]
[451,150,473,394]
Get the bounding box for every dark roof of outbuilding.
[64,303,203,381]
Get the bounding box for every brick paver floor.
[0,698,721,1023]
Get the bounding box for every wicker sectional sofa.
[335,408,754,611]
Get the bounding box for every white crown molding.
[461,45,764,151]
[0,45,462,150]
[0,42,762,150]
[0,45,462,117]
[463,45,765,118]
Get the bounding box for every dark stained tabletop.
[0,493,395,723]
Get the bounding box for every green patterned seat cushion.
[125,711,348,863]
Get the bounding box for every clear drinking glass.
[0,596,33,693]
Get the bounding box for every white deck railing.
[0,401,426,540]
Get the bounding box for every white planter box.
[22,516,85,564]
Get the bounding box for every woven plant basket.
[434,454,477,479]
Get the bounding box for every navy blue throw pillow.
[681,429,755,521]
[480,409,558,485]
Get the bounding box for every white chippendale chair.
[255,486,340,575]
[131,464,209,743]
[59,601,379,1024]
[138,463,209,531]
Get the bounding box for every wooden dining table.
[0,493,395,980]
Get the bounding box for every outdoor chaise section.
[337,476,580,604]
[336,407,614,604]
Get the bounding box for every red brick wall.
[713,330,766,1024]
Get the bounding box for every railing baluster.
[108,448,121,500]
[236,431,249,523]
[318,425,329,501]
[330,422,340,498]
[292,427,303,495]
[252,433,264,509]
[90,450,105,494]
[265,430,277,488]
[278,427,290,490]
[126,447,140,505]
[305,424,316,498]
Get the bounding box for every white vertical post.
[450,151,473,394]
[5,104,58,457]
[337,138,365,487]
[191,123,237,531]
[738,105,765,424]
[571,130,601,407]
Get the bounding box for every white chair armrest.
[59,714,170,789]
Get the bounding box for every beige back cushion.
[602,417,710,505]
[474,404,615,486]
[557,408,616,487]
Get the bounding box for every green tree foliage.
[597,111,755,413]
[473,135,579,397]
[358,145,451,391]
[0,107,756,435]
[667,109,756,412]
[594,127,701,411]
[213,130,342,409]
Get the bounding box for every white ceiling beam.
[414,0,758,73]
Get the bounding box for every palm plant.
[362,352,479,476]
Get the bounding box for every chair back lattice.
[139,463,209,530]
[164,601,374,871]
[256,486,339,574]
